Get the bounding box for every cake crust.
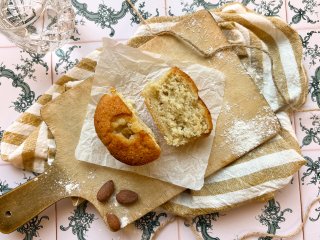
[169,67,213,135]
[94,91,161,166]
[142,67,213,146]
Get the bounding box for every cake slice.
[94,89,161,166]
[142,67,213,146]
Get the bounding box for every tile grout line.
[55,203,58,240]
[0,44,18,49]
[299,108,320,112]
[297,169,305,240]
[70,39,128,45]
[301,147,320,152]
[284,0,289,24]
[0,39,127,48]
[50,52,54,85]
[296,109,320,113]
[292,25,320,32]
[300,148,320,152]
[300,144,319,240]
[164,0,167,16]
[177,217,181,240]
[293,89,318,239]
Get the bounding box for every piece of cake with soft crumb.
[142,67,212,146]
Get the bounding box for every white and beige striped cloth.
[0,3,307,216]
[0,52,100,173]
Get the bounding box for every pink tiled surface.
[0,0,319,239]
[286,0,320,29]
[52,42,102,82]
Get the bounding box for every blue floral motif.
[300,155,320,223]
[299,114,320,147]
[60,201,96,240]
[310,205,320,222]
[135,211,167,240]
[185,213,220,240]
[71,0,158,37]
[180,0,229,13]
[301,156,320,195]
[309,66,320,107]
[0,51,48,112]
[0,127,3,142]
[242,0,283,16]
[288,0,320,25]
[71,18,86,41]
[300,31,320,67]
[55,45,81,75]
[170,0,282,17]
[15,51,49,80]
[0,180,11,195]
[17,215,49,240]
[257,199,292,240]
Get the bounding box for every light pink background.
[0,0,319,239]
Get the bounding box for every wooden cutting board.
[137,10,281,176]
[0,10,280,233]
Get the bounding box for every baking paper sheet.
[75,38,225,190]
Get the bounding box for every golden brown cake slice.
[94,89,161,166]
[142,67,213,146]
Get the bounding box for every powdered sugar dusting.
[65,183,80,194]
[241,54,281,112]
[120,216,129,227]
[55,179,81,195]
[223,106,278,157]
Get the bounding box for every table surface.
[0,0,319,239]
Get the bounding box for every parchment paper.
[75,38,225,190]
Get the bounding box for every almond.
[116,189,138,205]
[106,213,121,231]
[97,180,114,202]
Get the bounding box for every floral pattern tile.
[286,0,320,29]
[295,111,320,150]
[56,199,124,240]
[299,150,320,240]
[243,0,286,17]
[57,199,179,240]
[71,0,165,41]
[0,48,52,125]
[52,42,102,82]
[166,0,286,17]
[299,29,320,69]
[166,0,214,16]
[124,212,179,240]
[298,29,320,111]
[299,64,320,111]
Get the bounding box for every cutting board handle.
[0,168,68,234]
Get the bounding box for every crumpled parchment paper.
[75,38,225,190]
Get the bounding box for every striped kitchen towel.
[130,3,308,113]
[0,53,99,172]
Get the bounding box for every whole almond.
[97,180,114,202]
[106,213,121,231]
[116,189,138,205]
